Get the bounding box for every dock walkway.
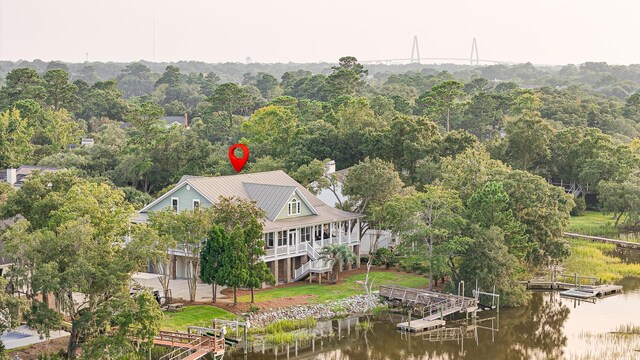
[380,285,479,333]
[154,330,225,360]
[564,232,640,250]
[521,272,623,299]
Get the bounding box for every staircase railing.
[293,259,333,280]
[305,242,320,260]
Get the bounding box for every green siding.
[275,192,314,220]
[146,183,212,212]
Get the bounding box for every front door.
[288,230,297,247]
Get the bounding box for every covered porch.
[262,218,361,261]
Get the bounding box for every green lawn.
[564,239,640,283]
[237,270,429,304]
[569,211,620,237]
[159,305,237,331]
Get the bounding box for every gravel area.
[247,294,381,328]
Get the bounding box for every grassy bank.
[237,271,429,304]
[569,211,620,237]
[159,305,237,331]
[564,239,640,283]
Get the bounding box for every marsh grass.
[251,318,318,345]
[611,324,640,335]
[569,211,620,237]
[564,239,640,282]
[264,318,317,334]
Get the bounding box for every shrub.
[571,196,586,216]
[374,248,398,269]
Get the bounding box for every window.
[300,227,311,243]
[277,231,287,246]
[288,198,301,215]
[171,197,179,212]
[193,199,200,209]
[264,232,274,248]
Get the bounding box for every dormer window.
[288,198,301,215]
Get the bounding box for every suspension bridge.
[359,36,516,66]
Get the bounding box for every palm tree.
[318,243,358,283]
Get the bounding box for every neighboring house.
[0,166,62,188]
[0,215,24,276]
[139,170,362,284]
[81,138,94,147]
[161,114,189,128]
[314,160,398,255]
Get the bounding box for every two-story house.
[138,170,362,285]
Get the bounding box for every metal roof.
[243,183,296,221]
[140,170,361,229]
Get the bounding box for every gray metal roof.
[140,170,361,229]
[161,116,186,126]
[243,183,296,221]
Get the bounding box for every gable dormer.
[276,191,315,220]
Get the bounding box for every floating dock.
[559,284,623,299]
[379,285,484,333]
[397,318,445,333]
[521,272,623,299]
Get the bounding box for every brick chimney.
[6,168,16,186]
[325,160,336,175]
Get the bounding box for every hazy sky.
[0,0,638,65]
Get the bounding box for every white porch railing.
[262,232,359,261]
[294,259,332,280]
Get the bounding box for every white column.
[348,219,352,243]
[311,225,316,247]
[356,218,361,241]
[339,221,343,244]
[330,223,334,244]
[320,224,324,246]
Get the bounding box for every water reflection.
[228,279,640,360]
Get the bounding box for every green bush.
[571,196,586,216]
[374,248,398,269]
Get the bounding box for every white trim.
[294,189,319,215]
[193,199,201,209]
[171,197,179,212]
[288,198,300,215]
[277,188,320,219]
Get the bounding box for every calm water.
[228,273,640,359]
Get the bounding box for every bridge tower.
[411,35,421,64]
[470,38,479,65]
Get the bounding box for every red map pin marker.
[228,143,250,172]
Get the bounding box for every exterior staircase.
[293,259,332,281]
[293,242,332,280]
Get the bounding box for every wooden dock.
[154,330,225,360]
[380,285,480,333]
[559,284,623,299]
[397,319,445,333]
[521,272,623,299]
[564,232,640,250]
